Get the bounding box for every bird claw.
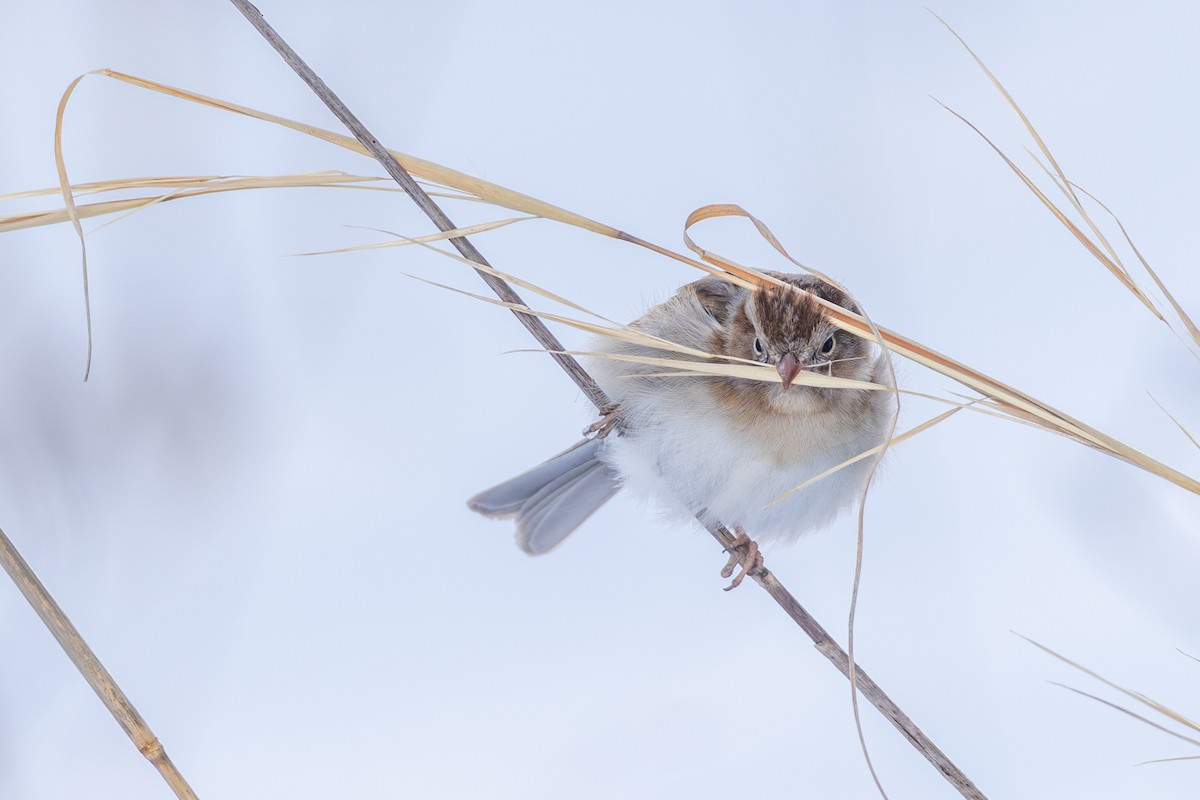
[584,407,622,439]
[721,529,764,591]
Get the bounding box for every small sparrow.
[469,272,894,587]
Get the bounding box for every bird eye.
[753,337,763,355]
[820,336,836,356]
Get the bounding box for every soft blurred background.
[1,2,1198,798]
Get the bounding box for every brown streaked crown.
[707,271,873,414]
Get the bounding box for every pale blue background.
[1,2,1198,798]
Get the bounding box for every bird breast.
[595,373,888,544]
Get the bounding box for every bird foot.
[720,529,764,591]
[584,406,622,439]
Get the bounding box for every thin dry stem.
[226,2,988,798]
[0,527,198,799]
[226,1,608,413]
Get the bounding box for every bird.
[468,271,895,588]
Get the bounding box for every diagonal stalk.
[227,2,987,797]
[0,527,198,800]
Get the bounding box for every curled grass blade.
[54,73,92,380]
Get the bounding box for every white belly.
[597,384,887,544]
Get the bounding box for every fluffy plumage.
[469,272,894,554]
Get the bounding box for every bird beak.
[777,352,800,390]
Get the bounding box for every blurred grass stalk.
[0,527,198,799]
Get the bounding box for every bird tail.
[467,438,619,555]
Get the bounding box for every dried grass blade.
[1049,683,1200,750]
[1024,150,1136,284]
[1021,635,1200,734]
[404,273,711,359]
[674,204,1200,498]
[393,236,626,325]
[1070,182,1200,353]
[45,70,1200,496]
[770,402,970,505]
[1123,236,1200,352]
[2,174,223,202]
[2,173,395,234]
[94,70,619,238]
[293,216,533,257]
[412,264,878,389]
[934,13,1129,274]
[552,350,885,389]
[682,204,791,288]
[933,100,1161,318]
[684,203,850,290]
[634,202,1197,494]
[1148,394,1200,451]
[2,198,160,233]
[61,71,764,322]
[1136,756,1200,765]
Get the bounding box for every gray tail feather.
[467,438,619,555]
